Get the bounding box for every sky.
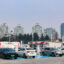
[0,0,64,37]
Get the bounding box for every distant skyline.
[0,0,64,37]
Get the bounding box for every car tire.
[51,53,55,57]
[60,54,62,57]
[42,52,46,56]
[23,54,27,58]
[2,54,6,59]
[32,56,35,58]
[14,57,17,59]
[55,54,59,57]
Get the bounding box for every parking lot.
[13,55,51,60]
[0,56,64,64]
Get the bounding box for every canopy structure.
[40,41,45,44]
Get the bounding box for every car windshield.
[18,48,34,50]
[51,48,57,50]
[26,48,34,50]
[3,48,15,51]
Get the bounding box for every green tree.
[33,33,39,41]
[0,37,9,41]
[29,34,32,41]
[40,34,44,41]
[17,34,23,42]
[44,35,50,41]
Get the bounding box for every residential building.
[32,23,42,38]
[14,24,24,35]
[61,23,64,41]
[0,23,9,38]
[44,28,58,41]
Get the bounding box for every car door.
[0,49,4,58]
[61,48,64,54]
[44,48,50,56]
[18,48,25,57]
[18,48,23,56]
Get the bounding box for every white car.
[17,48,36,58]
[57,48,64,54]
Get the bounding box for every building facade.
[44,28,58,41]
[0,23,9,38]
[32,23,42,38]
[61,23,64,41]
[14,24,24,35]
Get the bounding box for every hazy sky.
[0,0,64,36]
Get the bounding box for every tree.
[44,35,50,41]
[40,34,44,41]
[0,37,9,41]
[29,34,32,41]
[26,34,30,42]
[17,34,23,42]
[33,33,39,41]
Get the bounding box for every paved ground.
[0,57,64,64]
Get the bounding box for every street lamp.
[9,30,13,42]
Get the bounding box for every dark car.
[0,48,18,59]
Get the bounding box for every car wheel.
[32,56,35,58]
[55,54,59,57]
[23,54,27,58]
[2,54,5,59]
[51,53,55,57]
[60,54,62,57]
[42,52,46,56]
[14,57,17,59]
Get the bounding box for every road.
[0,57,64,64]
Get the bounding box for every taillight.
[27,51,30,53]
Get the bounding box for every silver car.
[42,47,62,57]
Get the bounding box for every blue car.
[0,48,18,59]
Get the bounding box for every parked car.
[0,48,18,59]
[57,48,64,55]
[17,47,37,58]
[42,47,63,57]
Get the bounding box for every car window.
[50,48,57,50]
[62,48,64,50]
[44,48,50,50]
[2,48,15,51]
[26,48,34,50]
[18,48,25,51]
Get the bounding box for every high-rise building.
[44,28,58,41]
[32,23,42,38]
[14,24,24,35]
[0,23,9,38]
[61,23,64,41]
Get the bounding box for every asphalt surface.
[0,57,64,64]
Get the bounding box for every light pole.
[9,30,13,42]
[51,33,52,42]
[32,32,34,48]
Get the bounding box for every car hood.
[4,51,16,54]
[51,50,62,52]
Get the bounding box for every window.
[44,48,50,50]
[18,48,25,51]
